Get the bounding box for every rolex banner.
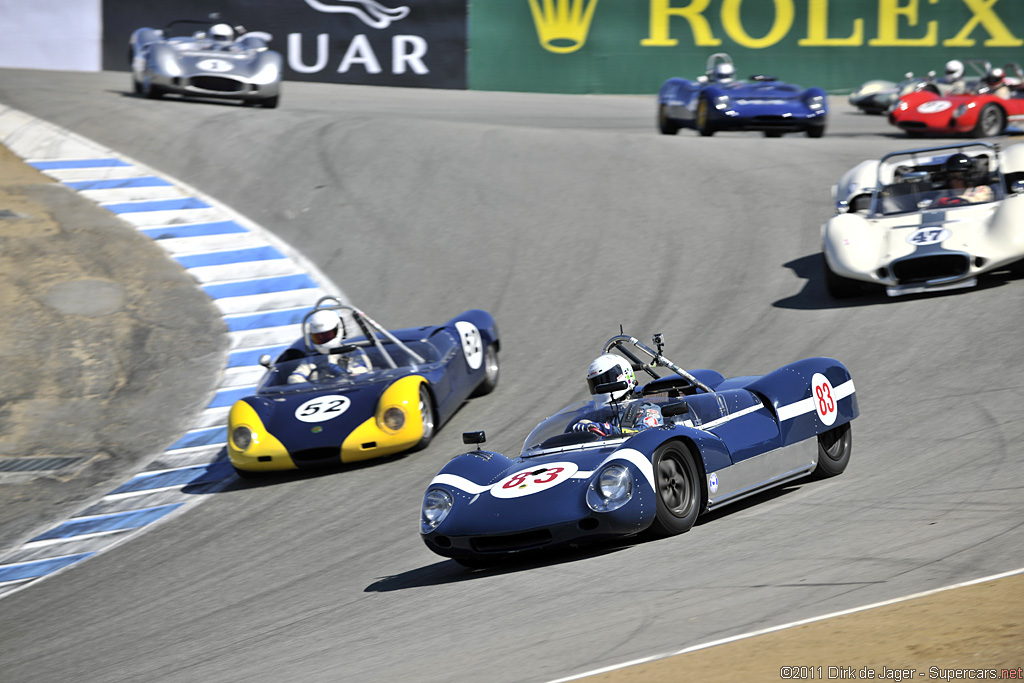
[469,0,1024,94]
[102,0,466,88]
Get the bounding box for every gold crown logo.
[528,0,599,54]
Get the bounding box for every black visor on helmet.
[311,326,339,346]
[587,366,623,395]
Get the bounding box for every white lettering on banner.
[394,35,428,74]
[288,33,329,72]
[287,33,429,75]
[339,34,382,73]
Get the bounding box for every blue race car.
[420,333,856,567]
[228,298,499,477]
[657,53,828,137]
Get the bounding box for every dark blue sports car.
[657,53,828,137]
[228,298,499,477]
[420,333,856,567]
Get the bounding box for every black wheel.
[261,95,279,109]
[763,130,783,138]
[973,103,1005,138]
[823,254,862,299]
[696,98,715,137]
[141,76,164,100]
[658,104,679,135]
[806,123,826,138]
[470,345,499,397]
[415,384,436,450]
[649,442,701,536]
[812,422,852,478]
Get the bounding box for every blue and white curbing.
[0,105,344,599]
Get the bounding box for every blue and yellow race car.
[228,298,499,477]
[657,53,828,138]
[420,333,856,567]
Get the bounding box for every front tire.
[696,98,715,137]
[470,345,499,397]
[658,104,679,135]
[973,103,1005,138]
[649,442,701,536]
[415,384,436,450]
[812,422,852,478]
[141,76,164,100]
[260,95,279,109]
[823,254,863,299]
[806,123,826,138]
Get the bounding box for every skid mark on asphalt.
[0,105,342,598]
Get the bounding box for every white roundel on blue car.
[709,472,719,493]
[196,58,233,72]
[294,395,351,423]
[811,373,838,427]
[454,321,483,370]
[491,462,579,498]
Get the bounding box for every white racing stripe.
[777,379,855,422]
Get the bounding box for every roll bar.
[601,334,715,395]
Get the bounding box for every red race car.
[889,63,1024,138]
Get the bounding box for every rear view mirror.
[463,431,486,446]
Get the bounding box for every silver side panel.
[707,438,817,510]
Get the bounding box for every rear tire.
[470,345,499,397]
[973,103,1005,138]
[812,422,852,478]
[649,442,701,536]
[658,104,679,135]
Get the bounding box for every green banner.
[469,0,1024,94]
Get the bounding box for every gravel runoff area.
[0,142,225,555]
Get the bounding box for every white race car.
[822,142,1024,298]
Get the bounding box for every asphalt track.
[0,69,1022,682]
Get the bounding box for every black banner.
[103,0,466,89]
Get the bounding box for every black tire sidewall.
[650,442,701,536]
[814,422,852,478]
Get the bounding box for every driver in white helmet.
[711,62,735,84]
[287,309,372,384]
[942,59,967,94]
[208,23,236,50]
[568,354,664,437]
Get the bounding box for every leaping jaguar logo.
[303,0,410,29]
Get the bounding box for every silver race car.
[129,18,282,108]
[822,141,1024,298]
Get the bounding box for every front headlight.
[379,406,406,433]
[587,463,633,512]
[421,488,453,532]
[808,95,825,110]
[231,425,252,452]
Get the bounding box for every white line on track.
[547,566,1024,682]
